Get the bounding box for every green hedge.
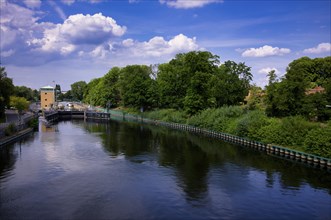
[142,106,331,159]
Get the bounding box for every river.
[0,119,330,220]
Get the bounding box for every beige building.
[40,85,55,110]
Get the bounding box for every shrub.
[187,106,244,132]
[304,126,331,158]
[258,116,317,150]
[232,110,270,139]
[4,123,17,136]
[144,109,187,123]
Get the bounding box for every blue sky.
[1,0,330,91]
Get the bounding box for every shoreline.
[0,127,34,147]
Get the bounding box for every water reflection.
[1,120,330,220]
[81,119,331,198]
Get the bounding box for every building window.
[45,105,47,107]
[45,93,47,95]
[45,99,47,101]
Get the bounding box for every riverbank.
[106,109,331,171]
[0,127,34,147]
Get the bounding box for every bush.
[304,126,331,158]
[4,123,17,136]
[258,116,317,150]
[187,106,244,132]
[144,109,187,123]
[229,110,270,139]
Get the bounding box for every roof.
[40,85,54,89]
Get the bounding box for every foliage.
[70,81,87,101]
[83,78,101,105]
[83,68,121,108]
[157,51,220,110]
[118,65,156,110]
[0,67,14,119]
[258,116,317,150]
[233,110,270,140]
[265,56,331,121]
[208,61,252,108]
[13,86,39,101]
[28,118,39,131]
[10,96,30,113]
[187,106,244,132]
[304,126,331,158]
[244,85,265,110]
[4,123,16,136]
[144,109,187,124]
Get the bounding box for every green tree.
[83,78,102,106]
[245,85,265,110]
[13,86,35,101]
[10,96,30,113]
[265,56,330,120]
[184,71,213,115]
[0,67,14,120]
[118,65,155,110]
[157,51,220,109]
[101,67,121,107]
[71,81,87,101]
[209,61,252,107]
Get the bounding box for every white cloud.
[242,45,291,57]
[258,67,280,75]
[29,13,126,55]
[122,34,199,57]
[159,0,223,9]
[303,43,331,54]
[23,0,42,8]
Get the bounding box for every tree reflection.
[80,119,331,199]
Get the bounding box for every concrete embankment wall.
[0,128,34,147]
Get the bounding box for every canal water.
[0,120,330,220]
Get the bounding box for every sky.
[1,0,330,91]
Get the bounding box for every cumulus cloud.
[159,0,223,9]
[0,2,46,59]
[1,1,199,67]
[121,34,199,57]
[303,43,331,54]
[242,45,291,57]
[258,67,280,75]
[29,13,126,55]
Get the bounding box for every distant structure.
[305,86,325,95]
[40,85,55,110]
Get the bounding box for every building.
[305,86,325,95]
[40,85,55,110]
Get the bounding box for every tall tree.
[118,65,155,110]
[265,56,331,120]
[209,61,252,107]
[71,81,87,101]
[157,51,220,109]
[13,86,35,101]
[0,67,14,120]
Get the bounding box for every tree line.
[67,51,330,122]
[0,67,39,121]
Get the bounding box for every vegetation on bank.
[142,107,331,158]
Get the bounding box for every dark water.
[0,119,330,220]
